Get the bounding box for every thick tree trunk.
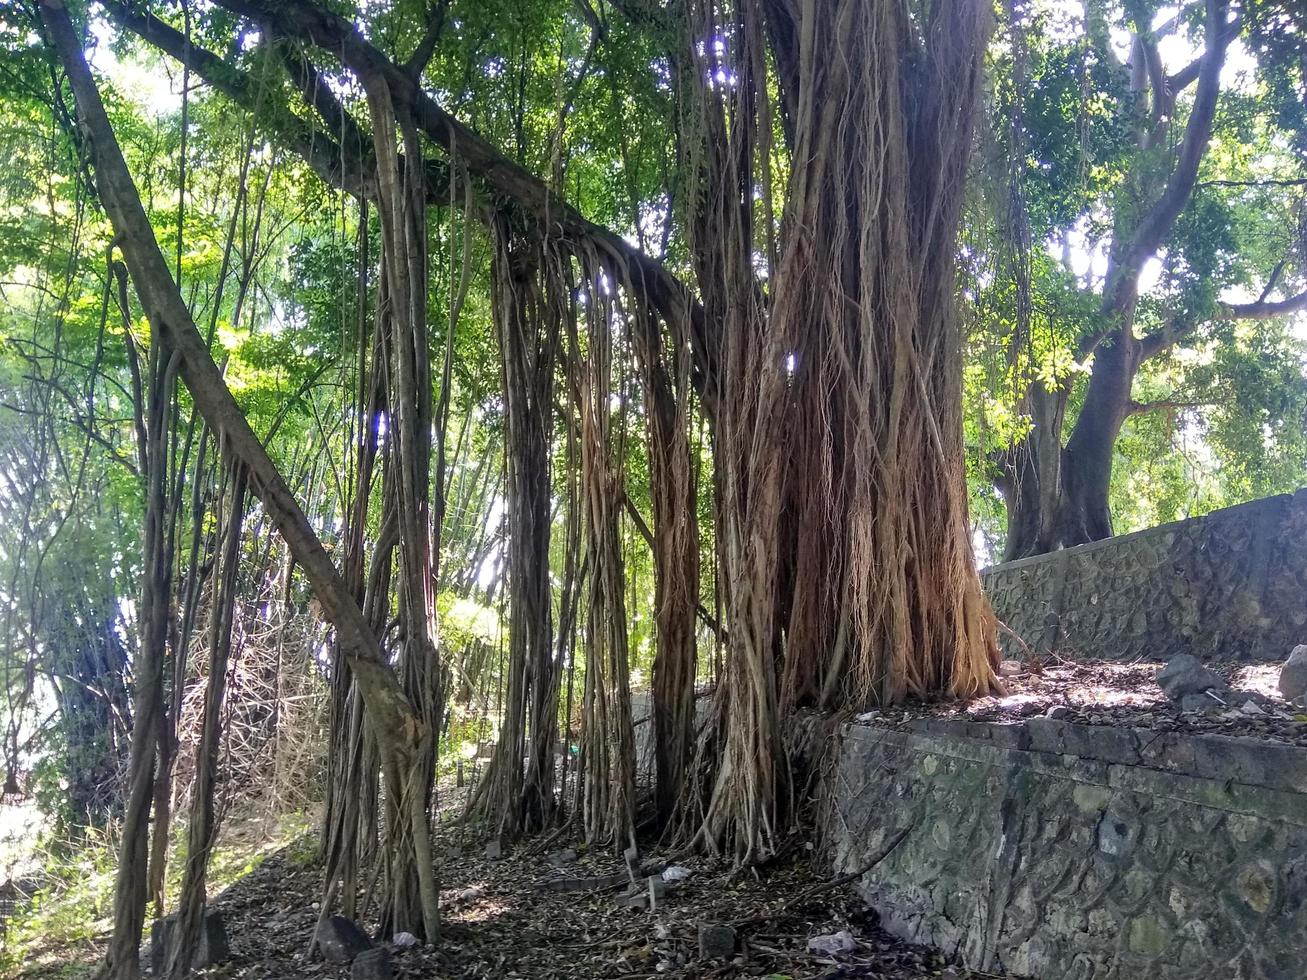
[1056,329,1139,546]
[996,328,1138,560]
[685,0,999,863]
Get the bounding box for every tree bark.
[469,217,561,836]
[37,2,437,970]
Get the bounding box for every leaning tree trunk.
[38,6,438,973]
[1055,327,1141,547]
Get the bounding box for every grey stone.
[698,924,736,959]
[981,493,1307,665]
[547,848,579,866]
[830,702,1307,980]
[1180,691,1222,713]
[317,915,373,963]
[484,840,503,860]
[807,930,858,955]
[647,875,667,911]
[1279,645,1307,700]
[1156,655,1225,700]
[148,910,230,973]
[352,948,394,980]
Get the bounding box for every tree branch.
[402,0,450,78]
[1126,397,1212,416]
[1198,176,1307,189]
[1223,288,1307,320]
[99,0,369,198]
[1167,14,1241,94]
[1139,285,1307,360]
[1103,0,1233,321]
[209,0,714,397]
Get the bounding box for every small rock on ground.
[1280,645,1307,701]
[808,929,859,955]
[148,910,230,973]
[1157,654,1226,700]
[698,923,736,958]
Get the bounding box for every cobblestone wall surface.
[982,490,1307,661]
[829,719,1307,979]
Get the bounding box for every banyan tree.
[18,0,1002,973]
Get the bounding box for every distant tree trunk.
[1054,328,1140,546]
[469,215,561,836]
[995,383,1067,561]
[993,0,1235,560]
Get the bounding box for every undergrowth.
[0,808,316,979]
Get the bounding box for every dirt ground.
[195,823,998,980]
[16,785,1001,980]
[21,658,1302,979]
[855,657,1307,746]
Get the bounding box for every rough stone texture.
[148,910,230,973]
[630,693,712,781]
[698,924,736,958]
[829,720,1307,980]
[982,491,1307,662]
[317,915,373,963]
[351,947,393,980]
[1156,654,1226,699]
[1281,645,1307,701]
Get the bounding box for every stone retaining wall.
[981,490,1307,662]
[828,719,1307,979]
